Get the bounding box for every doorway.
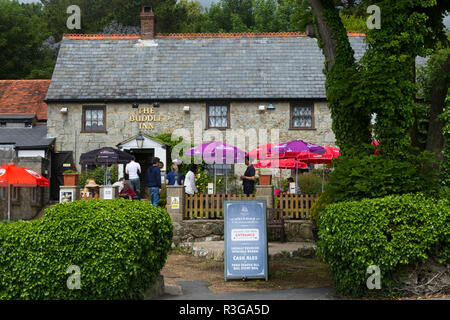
[126,149,154,200]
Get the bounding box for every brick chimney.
[140,6,155,39]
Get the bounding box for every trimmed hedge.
[317,193,450,297]
[0,199,173,299]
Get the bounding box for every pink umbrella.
[267,140,325,189]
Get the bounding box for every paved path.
[160,281,336,300]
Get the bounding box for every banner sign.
[224,200,268,281]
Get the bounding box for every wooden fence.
[274,194,319,219]
[184,193,256,219]
[184,193,319,220]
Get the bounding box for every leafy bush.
[317,193,450,297]
[0,199,173,299]
[309,192,331,227]
[325,152,440,203]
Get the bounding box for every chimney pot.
[140,6,155,39]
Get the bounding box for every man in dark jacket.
[146,157,161,206]
[240,156,255,196]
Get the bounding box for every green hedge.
[317,193,450,297]
[0,199,173,299]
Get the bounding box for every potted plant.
[258,169,272,185]
[63,169,79,186]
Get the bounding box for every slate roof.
[0,80,50,120]
[46,33,367,101]
[0,125,55,149]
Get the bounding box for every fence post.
[166,186,185,222]
[255,185,274,209]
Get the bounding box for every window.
[290,102,314,129]
[82,106,106,132]
[31,187,40,206]
[206,164,234,176]
[11,187,20,203]
[207,103,230,129]
[0,187,6,200]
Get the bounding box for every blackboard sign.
[224,200,268,281]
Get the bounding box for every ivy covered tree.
[307,0,450,201]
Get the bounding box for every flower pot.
[259,174,272,185]
[63,173,79,186]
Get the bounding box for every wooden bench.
[267,208,286,242]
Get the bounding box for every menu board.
[224,200,268,281]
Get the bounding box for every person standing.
[146,157,161,206]
[241,156,255,196]
[184,164,198,195]
[166,164,184,186]
[125,156,141,199]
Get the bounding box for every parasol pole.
[7,184,11,221]
[279,168,282,192]
[295,155,299,192]
[226,168,228,194]
[214,164,216,195]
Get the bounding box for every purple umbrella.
[268,140,325,158]
[185,141,247,194]
[185,141,247,164]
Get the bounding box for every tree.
[0,0,52,79]
[306,0,449,201]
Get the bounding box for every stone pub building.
[45,7,366,192]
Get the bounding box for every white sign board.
[208,183,214,194]
[103,187,113,200]
[289,182,296,194]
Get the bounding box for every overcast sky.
[16,0,450,27]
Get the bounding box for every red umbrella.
[247,143,277,160]
[0,164,49,220]
[254,159,307,192]
[254,159,308,169]
[297,146,339,164]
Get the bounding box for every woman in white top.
[184,164,198,195]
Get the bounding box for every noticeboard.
[224,200,268,281]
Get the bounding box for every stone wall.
[47,101,335,176]
[171,219,314,246]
